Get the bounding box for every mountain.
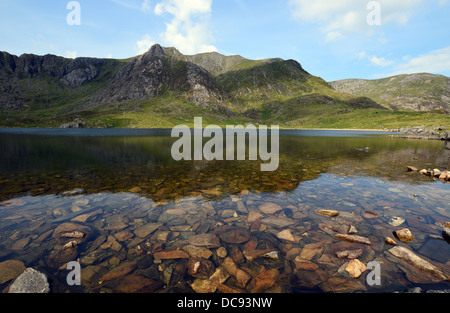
[330,73,450,113]
[0,44,448,129]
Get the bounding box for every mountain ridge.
[0,44,448,129]
[330,73,450,113]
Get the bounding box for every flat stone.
[258,203,282,214]
[12,237,30,251]
[276,229,296,242]
[387,246,448,281]
[154,250,189,260]
[0,260,26,284]
[188,233,221,248]
[134,223,161,238]
[247,211,263,223]
[71,209,102,223]
[293,260,319,271]
[8,268,50,293]
[106,274,162,293]
[99,261,137,283]
[216,226,250,244]
[182,245,213,259]
[114,231,134,242]
[345,259,367,278]
[334,234,372,245]
[296,242,324,261]
[335,248,363,260]
[261,218,296,229]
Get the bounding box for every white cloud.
[136,34,156,55]
[142,0,152,12]
[359,51,394,67]
[387,46,450,75]
[153,0,217,54]
[289,0,422,41]
[64,51,78,59]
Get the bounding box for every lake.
[0,128,449,293]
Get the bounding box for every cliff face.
[88,45,229,114]
[0,51,121,111]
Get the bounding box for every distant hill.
[330,73,450,113]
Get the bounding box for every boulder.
[8,268,50,293]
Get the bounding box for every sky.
[0,0,449,81]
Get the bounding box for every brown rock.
[345,259,367,278]
[154,250,189,260]
[216,247,228,258]
[182,245,213,259]
[297,242,324,260]
[407,166,419,172]
[63,241,78,250]
[334,234,372,245]
[393,228,415,243]
[276,229,295,242]
[388,246,449,281]
[293,260,319,271]
[99,262,137,282]
[385,237,398,245]
[106,274,162,293]
[187,258,215,279]
[12,237,30,251]
[48,248,78,264]
[248,267,279,293]
[114,231,134,242]
[216,226,250,244]
[190,279,217,293]
[243,249,276,261]
[0,260,26,284]
[258,203,282,214]
[71,209,102,223]
[134,223,161,238]
[53,222,91,244]
[335,248,363,260]
[315,209,339,217]
[247,211,263,223]
[188,233,221,248]
[221,257,251,288]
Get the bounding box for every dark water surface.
[0,128,449,293]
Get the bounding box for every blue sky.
[0,0,449,81]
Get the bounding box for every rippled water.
[0,128,449,293]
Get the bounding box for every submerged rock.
[315,209,339,217]
[8,268,50,293]
[387,246,449,281]
[188,233,221,248]
[258,203,282,214]
[393,228,415,243]
[334,234,372,245]
[335,249,363,260]
[345,259,367,279]
[0,260,26,285]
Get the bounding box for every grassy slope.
[330,73,450,112]
[1,52,449,130]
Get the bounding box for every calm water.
[0,128,449,293]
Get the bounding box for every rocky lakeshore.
[1,181,449,293]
